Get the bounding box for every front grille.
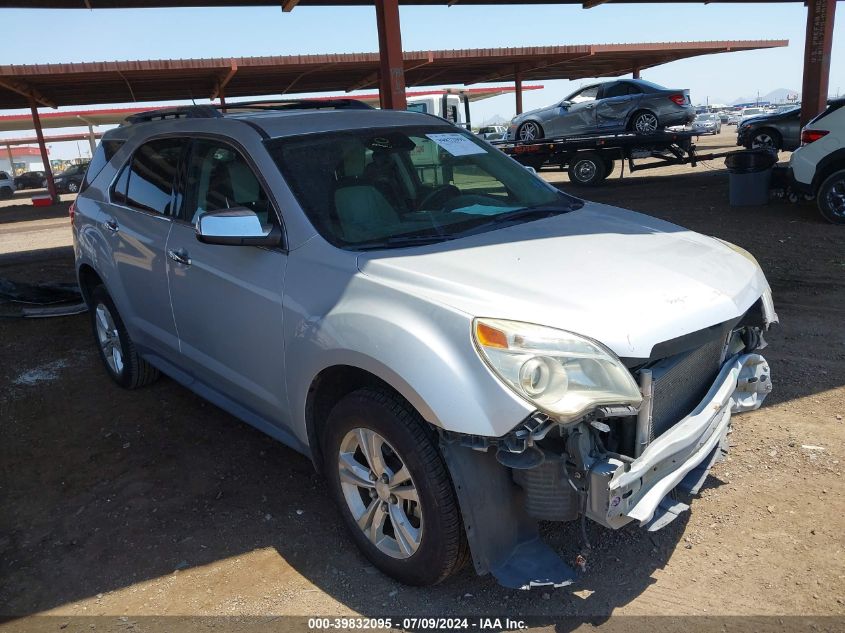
[648,335,726,438]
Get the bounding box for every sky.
[0,3,842,160]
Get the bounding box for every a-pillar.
[632,63,641,79]
[801,0,836,126]
[375,0,407,110]
[30,98,57,203]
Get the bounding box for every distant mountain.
[481,114,510,126]
[731,88,800,105]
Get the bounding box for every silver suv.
[73,100,777,589]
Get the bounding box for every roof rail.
[222,98,374,112]
[122,98,372,126]
[125,105,223,124]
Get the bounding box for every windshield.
[697,114,716,121]
[268,125,581,250]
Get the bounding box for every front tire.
[322,387,467,586]
[631,110,659,135]
[517,121,543,142]
[817,169,845,225]
[750,128,782,151]
[67,181,79,193]
[89,285,160,389]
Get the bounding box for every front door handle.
[103,219,119,233]
[167,249,191,266]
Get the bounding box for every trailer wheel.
[568,152,607,186]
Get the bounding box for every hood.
[742,109,799,127]
[356,203,768,360]
[513,105,552,122]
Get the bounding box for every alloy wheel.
[752,133,775,149]
[67,182,79,193]
[519,122,540,141]
[634,113,658,134]
[337,427,422,559]
[94,303,124,375]
[825,178,845,220]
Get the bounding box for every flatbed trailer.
[492,130,737,186]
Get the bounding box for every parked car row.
[0,162,91,197]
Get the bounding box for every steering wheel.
[417,184,461,211]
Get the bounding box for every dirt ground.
[1,130,844,628]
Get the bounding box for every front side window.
[124,138,184,215]
[183,139,274,226]
[567,86,599,103]
[268,126,581,249]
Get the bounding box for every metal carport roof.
[0,40,787,109]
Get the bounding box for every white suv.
[0,170,16,199]
[789,97,845,223]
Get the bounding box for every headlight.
[473,318,642,422]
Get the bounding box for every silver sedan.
[508,79,695,141]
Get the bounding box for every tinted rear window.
[81,140,125,192]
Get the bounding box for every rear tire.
[322,387,468,586]
[817,168,845,225]
[89,285,160,389]
[568,152,607,186]
[630,110,659,135]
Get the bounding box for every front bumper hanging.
[442,352,772,590]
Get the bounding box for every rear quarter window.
[81,140,125,192]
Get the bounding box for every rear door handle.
[167,249,191,266]
[103,219,119,233]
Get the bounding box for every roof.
[0,86,542,132]
[0,0,803,6]
[1,132,104,146]
[6,146,43,157]
[101,107,442,142]
[0,41,787,109]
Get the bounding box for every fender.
[812,147,845,192]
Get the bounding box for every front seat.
[334,184,400,243]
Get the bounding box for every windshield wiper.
[352,234,456,251]
[454,202,583,235]
[488,204,581,224]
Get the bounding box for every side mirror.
[558,101,571,109]
[195,208,282,247]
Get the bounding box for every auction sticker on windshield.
[426,133,487,157]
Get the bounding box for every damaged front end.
[441,307,775,590]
